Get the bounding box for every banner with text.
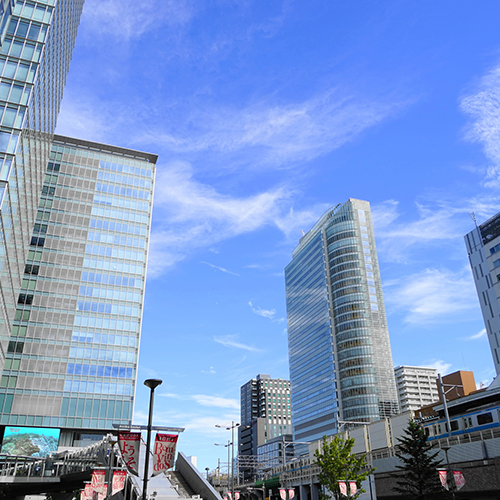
[438,470,448,490]
[279,488,287,500]
[349,482,357,495]
[338,481,347,496]
[119,432,141,476]
[91,470,106,495]
[453,470,465,490]
[112,470,127,495]
[152,434,178,476]
[288,489,295,499]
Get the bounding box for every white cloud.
[159,392,239,410]
[461,62,500,187]
[248,301,276,320]
[213,335,263,352]
[201,262,240,277]
[139,89,408,171]
[466,328,487,341]
[81,0,195,41]
[422,359,453,375]
[385,267,478,324]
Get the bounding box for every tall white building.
[394,365,439,412]
[285,199,399,443]
[465,212,500,375]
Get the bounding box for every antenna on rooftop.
[469,212,477,228]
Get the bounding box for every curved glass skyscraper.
[285,199,398,443]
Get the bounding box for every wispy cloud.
[466,328,487,341]
[201,262,240,277]
[422,359,452,375]
[461,62,500,187]
[81,0,195,41]
[372,196,500,262]
[139,89,409,171]
[160,392,239,410]
[213,335,263,352]
[248,301,276,320]
[385,267,478,324]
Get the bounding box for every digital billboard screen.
[1,426,60,457]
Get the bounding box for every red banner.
[288,489,295,499]
[338,481,347,496]
[349,481,357,495]
[152,434,178,476]
[438,469,448,489]
[112,470,127,495]
[235,492,240,500]
[228,492,232,500]
[119,432,141,476]
[279,488,287,500]
[453,470,465,490]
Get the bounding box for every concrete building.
[285,199,399,443]
[394,365,439,412]
[465,212,500,374]
[0,0,84,373]
[0,135,156,445]
[239,374,292,457]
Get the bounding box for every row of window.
[97,170,152,189]
[79,286,141,303]
[64,380,133,395]
[94,194,150,213]
[83,257,143,275]
[0,102,25,128]
[91,206,149,224]
[0,36,43,63]
[74,315,139,332]
[85,244,145,262]
[87,231,146,249]
[76,301,140,317]
[95,182,150,201]
[81,271,141,288]
[89,218,147,236]
[71,331,137,347]
[69,345,136,363]
[13,1,53,23]
[67,363,134,378]
[99,160,152,178]
[7,17,48,43]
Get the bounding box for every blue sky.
[55,0,500,471]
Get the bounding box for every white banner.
[91,470,106,494]
[118,432,141,476]
[112,470,127,495]
[235,491,240,500]
[279,488,287,500]
[338,481,347,496]
[288,489,295,499]
[349,481,357,495]
[152,434,179,476]
[438,469,448,490]
[453,470,465,490]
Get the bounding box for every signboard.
[288,489,295,499]
[0,426,60,457]
[349,482,357,495]
[118,432,141,476]
[338,481,347,496]
[438,469,448,490]
[112,470,127,495]
[453,470,465,490]
[152,433,178,476]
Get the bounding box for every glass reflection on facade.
[0,135,157,431]
[0,0,84,372]
[285,199,399,443]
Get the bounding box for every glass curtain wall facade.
[0,135,156,432]
[465,211,500,375]
[285,199,399,443]
[0,0,84,372]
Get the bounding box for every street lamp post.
[216,421,240,499]
[142,379,163,500]
[215,441,231,491]
[442,446,456,500]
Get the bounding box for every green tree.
[393,420,446,500]
[314,435,375,500]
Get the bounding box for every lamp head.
[144,379,163,390]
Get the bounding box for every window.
[477,412,493,425]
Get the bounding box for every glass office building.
[0,135,157,438]
[0,0,84,372]
[285,199,399,443]
[465,211,500,375]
